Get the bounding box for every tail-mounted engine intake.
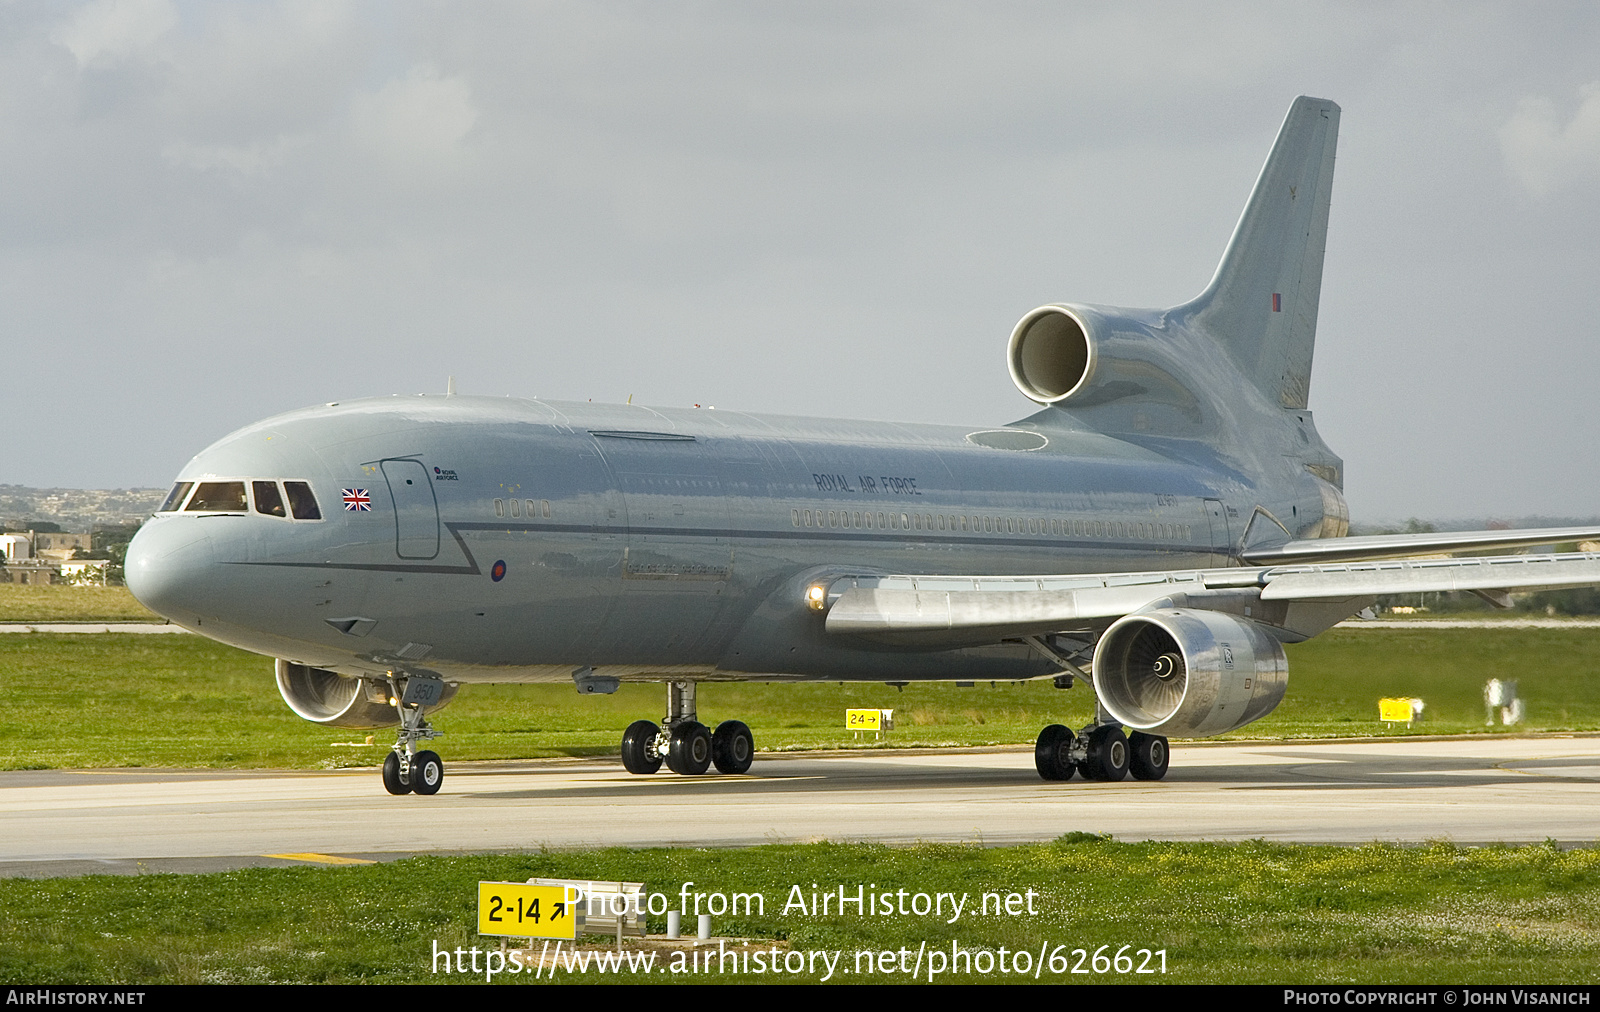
[1091,610,1287,737]
[1007,304,1098,404]
[1007,302,1200,420]
[275,659,457,729]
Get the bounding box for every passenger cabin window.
[253,481,287,517]
[185,482,247,512]
[284,481,321,520]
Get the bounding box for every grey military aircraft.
[126,96,1600,795]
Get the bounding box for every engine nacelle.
[1007,304,1099,404]
[274,659,457,729]
[1092,610,1288,737]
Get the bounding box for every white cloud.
[53,0,177,67]
[161,134,310,178]
[1499,82,1600,197]
[349,64,479,175]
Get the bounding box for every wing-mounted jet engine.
[1037,609,1288,784]
[1092,610,1288,738]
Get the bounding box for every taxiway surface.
[4,736,1597,876]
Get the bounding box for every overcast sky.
[5,1,1600,521]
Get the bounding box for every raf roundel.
[490,560,507,582]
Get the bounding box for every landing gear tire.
[1033,724,1077,781]
[666,721,713,775]
[1082,725,1130,782]
[412,750,444,795]
[382,751,412,795]
[712,720,755,774]
[621,720,664,775]
[1128,731,1170,781]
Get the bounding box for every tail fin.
[1186,96,1339,410]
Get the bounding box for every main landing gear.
[382,674,446,796]
[620,680,755,776]
[1034,722,1168,783]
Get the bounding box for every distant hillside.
[0,485,167,532]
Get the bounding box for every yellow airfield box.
[846,708,882,731]
[478,882,579,939]
[1379,697,1419,723]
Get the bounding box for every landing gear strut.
[1033,721,1159,783]
[1031,682,1169,784]
[382,674,446,796]
[619,681,756,776]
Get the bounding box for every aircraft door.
[381,459,441,560]
[1203,499,1235,570]
[1203,498,1231,566]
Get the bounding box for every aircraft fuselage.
[127,391,1336,687]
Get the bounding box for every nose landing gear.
[619,681,757,776]
[380,674,446,796]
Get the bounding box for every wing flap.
[823,552,1600,643]
[825,583,1184,637]
[1241,526,1600,565]
[1259,553,1600,600]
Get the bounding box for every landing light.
[806,584,828,611]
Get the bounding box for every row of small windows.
[494,498,552,519]
[791,507,1191,542]
[158,480,322,520]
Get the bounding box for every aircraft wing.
[1238,526,1600,565]
[823,551,1600,647]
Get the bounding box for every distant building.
[0,561,58,585]
[59,560,111,586]
[32,531,91,562]
[0,534,30,561]
[1,530,110,584]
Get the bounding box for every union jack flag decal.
[342,488,373,511]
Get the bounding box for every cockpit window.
[284,481,322,520]
[253,481,287,518]
[185,481,248,512]
[159,482,194,512]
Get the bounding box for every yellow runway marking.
[265,852,376,865]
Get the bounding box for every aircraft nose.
[125,518,217,625]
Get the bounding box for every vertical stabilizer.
[1187,96,1339,409]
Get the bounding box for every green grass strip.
[3,839,1598,983]
[4,630,1600,770]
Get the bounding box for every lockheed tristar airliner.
[126,97,1600,795]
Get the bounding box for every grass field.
[4,838,1597,984]
[1,627,1598,770]
[0,584,159,622]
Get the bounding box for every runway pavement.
[3,735,1597,877]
